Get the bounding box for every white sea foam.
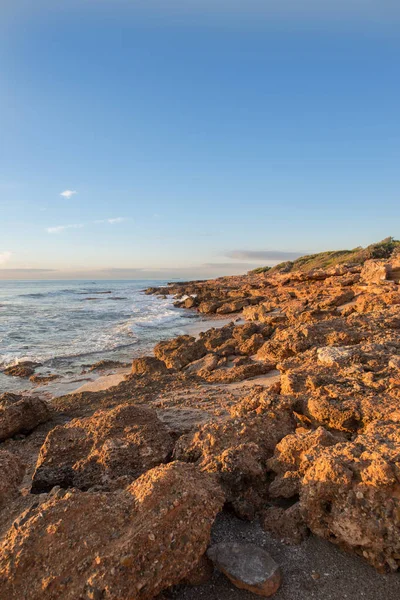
[0,279,198,391]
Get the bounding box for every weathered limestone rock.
[360,260,391,284]
[0,394,50,442]
[175,399,295,518]
[29,373,60,384]
[300,421,400,571]
[154,335,207,369]
[3,361,39,378]
[183,296,198,309]
[304,393,363,433]
[0,450,24,507]
[198,301,222,314]
[261,317,362,362]
[31,404,173,493]
[262,503,308,545]
[237,333,265,355]
[184,353,219,375]
[242,303,277,323]
[267,427,339,499]
[199,324,235,351]
[319,289,355,308]
[88,359,127,372]
[202,361,276,384]
[131,356,169,376]
[207,542,282,597]
[317,345,355,367]
[388,356,400,370]
[0,462,224,600]
[216,299,249,314]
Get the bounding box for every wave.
[0,280,199,390]
[18,292,47,298]
[18,289,77,298]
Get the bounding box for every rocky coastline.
[1,238,400,599]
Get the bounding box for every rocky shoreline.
[0,238,400,598]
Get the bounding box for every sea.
[0,280,201,394]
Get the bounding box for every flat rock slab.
[317,345,354,366]
[207,542,281,597]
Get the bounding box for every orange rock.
[0,394,50,442]
[31,404,173,493]
[0,462,224,600]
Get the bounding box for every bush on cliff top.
[248,237,399,275]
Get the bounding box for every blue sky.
[1,1,399,279]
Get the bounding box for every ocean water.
[0,280,198,393]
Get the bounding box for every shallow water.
[0,279,198,393]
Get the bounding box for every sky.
[1,0,399,280]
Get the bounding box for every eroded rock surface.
[0,462,224,600]
[0,394,50,442]
[131,356,169,376]
[175,393,296,518]
[0,450,24,508]
[3,361,39,378]
[31,404,173,492]
[262,503,308,545]
[300,421,400,571]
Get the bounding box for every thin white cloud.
[226,249,303,261]
[0,251,12,265]
[46,223,84,234]
[60,190,77,199]
[94,217,126,225]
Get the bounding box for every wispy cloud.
[60,190,77,199]
[94,217,126,225]
[202,262,259,269]
[46,224,84,234]
[46,218,127,234]
[226,249,303,261]
[0,268,55,273]
[0,251,12,265]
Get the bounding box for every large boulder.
[31,404,173,493]
[3,361,39,378]
[154,335,207,370]
[0,394,50,442]
[198,301,222,314]
[216,299,249,314]
[131,356,169,376]
[199,324,235,351]
[300,421,400,571]
[360,260,392,284]
[183,296,198,309]
[0,462,224,600]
